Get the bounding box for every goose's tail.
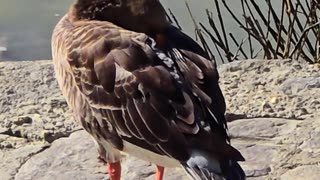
[183,160,245,180]
[182,150,246,180]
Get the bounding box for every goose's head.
[71,0,170,35]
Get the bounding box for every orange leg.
[107,161,121,180]
[155,165,165,180]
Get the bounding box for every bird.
[51,0,245,179]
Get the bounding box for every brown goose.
[52,0,245,179]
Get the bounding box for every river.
[0,0,271,61]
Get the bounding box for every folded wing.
[52,19,243,164]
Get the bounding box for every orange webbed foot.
[155,165,164,180]
[107,161,121,180]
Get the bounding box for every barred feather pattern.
[52,8,245,179]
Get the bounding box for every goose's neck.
[68,0,170,35]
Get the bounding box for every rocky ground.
[0,59,319,180]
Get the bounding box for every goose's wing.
[164,25,229,141]
[52,19,243,162]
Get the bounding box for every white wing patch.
[115,63,133,82]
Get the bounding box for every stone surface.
[0,61,79,144]
[229,117,320,179]
[219,59,320,120]
[1,59,320,180]
[0,141,48,180]
[15,130,188,180]
[15,131,108,180]
[280,165,320,180]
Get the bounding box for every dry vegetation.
[168,0,320,64]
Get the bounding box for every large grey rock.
[15,131,108,180]
[219,59,320,119]
[1,60,320,179]
[13,117,320,180]
[228,118,301,179]
[229,116,320,179]
[15,130,188,180]
[0,140,48,180]
[282,77,320,95]
[122,155,188,180]
[280,165,320,180]
[0,61,79,144]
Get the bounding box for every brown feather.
[52,3,243,169]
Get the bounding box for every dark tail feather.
[182,161,246,180]
[222,160,246,180]
[183,166,225,180]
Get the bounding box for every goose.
[51,0,245,179]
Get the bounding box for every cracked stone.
[280,165,320,180]
[42,130,71,143]
[0,127,9,134]
[14,116,33,126]
[299,128,320,153]
[228,118,296,139]
[242,164,271,177]
[1,59,320,179]
[14,130,187,180]
[0,142,48,180]
[54,122,64,128]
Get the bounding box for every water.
[0,0,271,61]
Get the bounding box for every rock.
[235,143,278,177]
[55,121,64,128]
[10,126,29,138]
[15,131,108,180]
[0,142,48,180]
[15,130,188,180]
[299,127,320,153]
[219,59,320,119]
[122,158,155,180]
[227,117,320,179]
[296,108,309,117]
[261,101,274,113]
[280,165,320,180]
[0,61,79,148]
[225,113,248,122]
[14,116,33,125]
[0,127,9,134]
[229,118,299,139]
[1,59,320,179]
[122,156,187,180]
[242,164,271,177]
[42,130,71,143]
[0,135,29,149]
[282,77,320,94]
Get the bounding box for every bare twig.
[200,23,233,62]
[295,1,316,55]
[253,48,263,59]
[168,8,182,30]
[241,0,253,58]
[205,10,234,61]
[181,0,320,64]
[290,21,320,62]
[248,0,280,43]
[185,1,213,59]
[231,36,248,61]
[266,0,272,39]
[213,0,230,51]
[283,3,299,58]
[229,33,249,59]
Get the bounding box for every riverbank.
[0,59,319,179]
